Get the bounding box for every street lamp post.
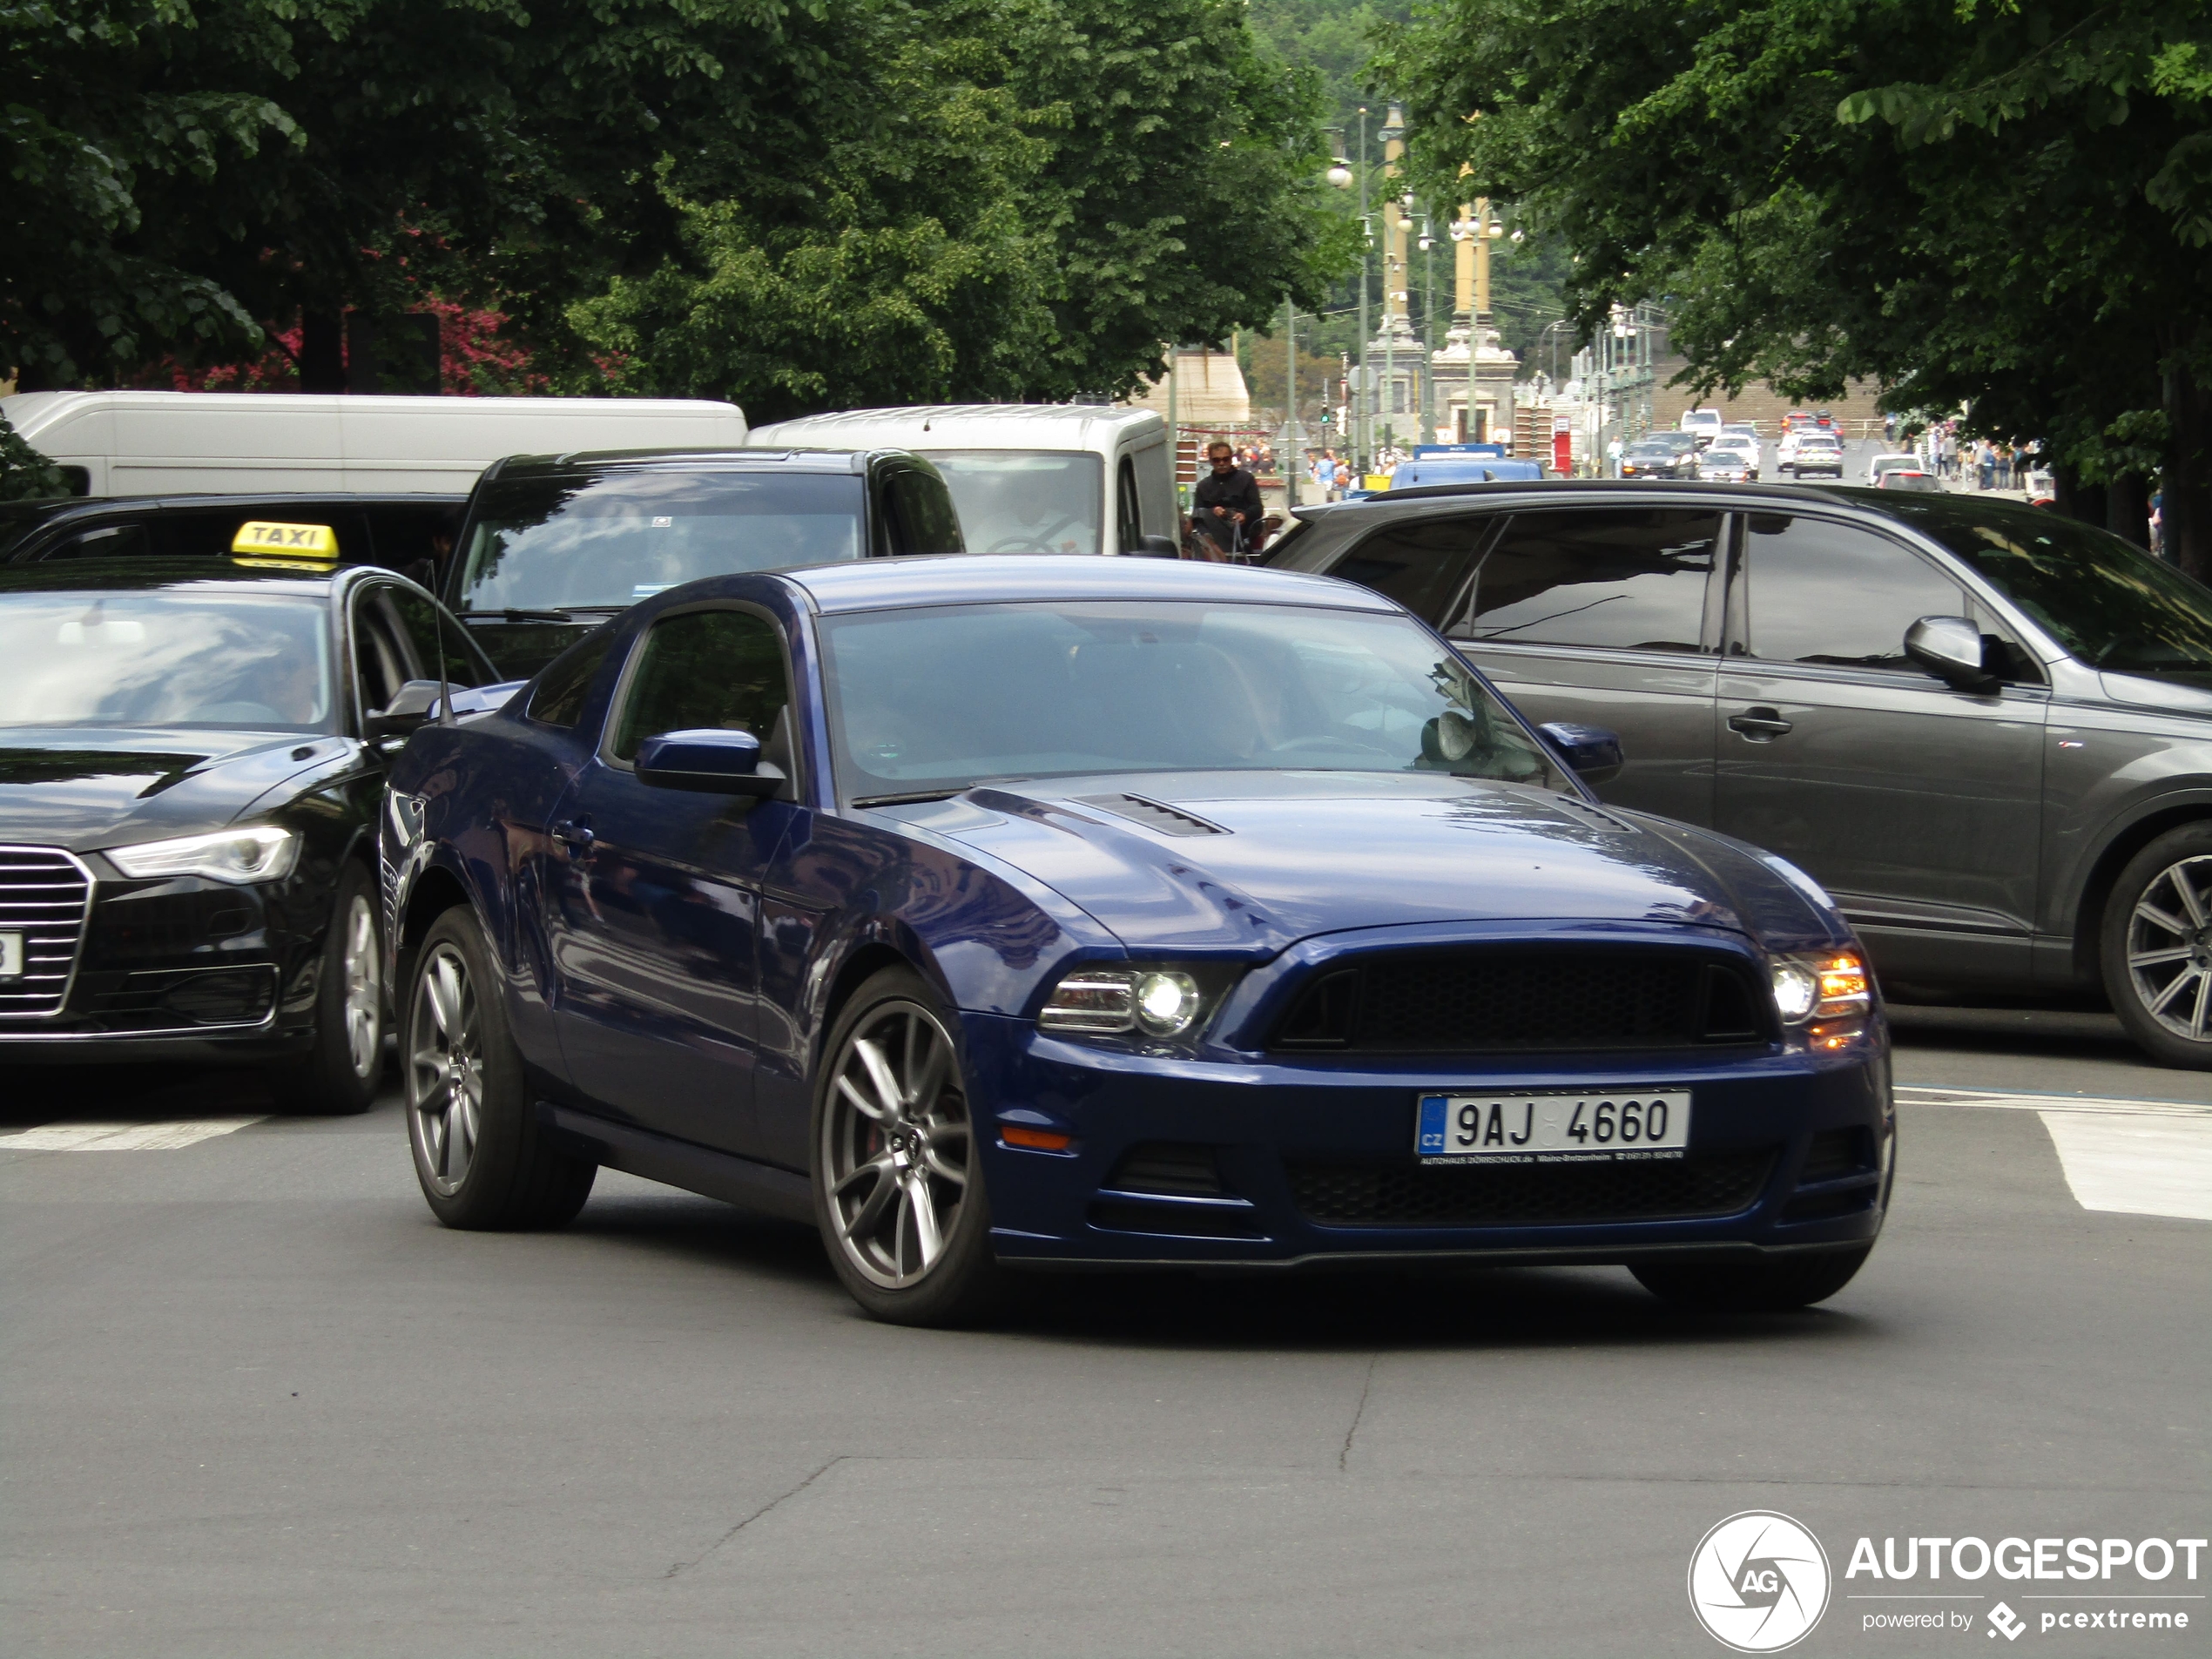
[1420,213,1436,444]
[1355,105,1369,474]
[1284,294,1298,509]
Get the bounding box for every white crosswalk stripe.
[1897,1084,2212,1221]
[0,1117,267,1150]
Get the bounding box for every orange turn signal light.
[1001,1124,1072,1151]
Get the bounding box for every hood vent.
[1074,793,1229,838]
[1550,795,1641,834]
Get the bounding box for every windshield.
[0,589,334,732]
[456,470,867,614]
[918,451,1102,556]
[1887,501,2212,685]
[819,600,1564,801]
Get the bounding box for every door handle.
[551,818,595,854]
[1728,707,1794,740]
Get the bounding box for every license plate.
[0,931,21,979]
[1415,1089,1692,1163]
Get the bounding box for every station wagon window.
[611,610,792,764]
[1442,509,1719,652]
[45,522,155,560]
[1329,516,1485,621]
[1737,515,1966,672]
[887,469,964,556]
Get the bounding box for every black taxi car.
[0,535,496,1108]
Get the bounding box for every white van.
[745,405,1176,556]
[1,391,748,496]
[1679,408,1724,448]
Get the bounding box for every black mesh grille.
[1799,1128,1872,1184]
[1285,1150,1776,1228]
[1106,1142,1224,1197]
[0,846,91,1019]
[1271,950,1770,1053]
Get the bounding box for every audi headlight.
[105,826,300,884]
[1770,950,1870,1025]
[1039,965,1224,1041]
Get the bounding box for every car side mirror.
[1904,616,1997,691]
[1538,721,1624,786]
[363,678,443,741]
[635,728,786,796]
[1134,534,1181,559]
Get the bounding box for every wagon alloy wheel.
[822,1000,974,1291]
[340,893,382,1078]
[2126,853,2212,1042]
[409,941,484,1194]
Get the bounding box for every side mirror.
[1904,616,1996,691]
[363,678,443,741]
[1538,721,1625,786]
[1134,534,1181,559]
[635,728,786,796]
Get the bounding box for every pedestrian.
[1191,440,1262,561]
[1606,435,1623,478]
[1977,442,1996,491]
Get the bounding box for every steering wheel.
[985,516,1083,556]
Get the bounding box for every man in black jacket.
[1190,441,1263,559]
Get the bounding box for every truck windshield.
[917,451,1102,556]
[456,470,867,614]
[1889,500,2212,685]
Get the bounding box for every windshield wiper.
[460,605,628,626]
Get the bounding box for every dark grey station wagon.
[1270,482,2212,1069]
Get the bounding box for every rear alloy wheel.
[267,862,383,1114]
[1632,1245,1871,1312]
[813,967,1012,1325]
[2102,824,2212,1069]
[404,907,595,1228]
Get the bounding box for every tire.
[2100,822,2212,1069]
[1631,1244,1871,1312]
[266,861,385,1115]
[811,966,1015,1326]
[403,906,596,1229]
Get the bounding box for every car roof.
[485,447,885,480]
[748,403,1163,448]
[1280,477,2020,533]
[778,553,1400,616]
[0,554,354,597]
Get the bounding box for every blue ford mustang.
[381,556,1892,1325]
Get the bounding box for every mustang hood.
[0,728,344,848]
[917,771,1824,954]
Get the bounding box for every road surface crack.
[664,1456,845,1578]
[1340,1353,1379,1474]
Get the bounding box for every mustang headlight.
[1040,965,1222,1040]
[105,825,300,884]
[1770,950,1870,1025]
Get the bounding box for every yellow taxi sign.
[232,521,341,569]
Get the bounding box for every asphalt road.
[4,1009,2206,1658]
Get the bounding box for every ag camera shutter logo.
[1689,1510,1832,1652]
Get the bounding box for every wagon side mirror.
[1538,721,1625,786]
[1134,534,1181,559]
[1904,616,1997,691]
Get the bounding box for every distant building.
[1123,347,1251,426]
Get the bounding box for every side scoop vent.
[1074,794,1229,838]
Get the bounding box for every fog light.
[1134,971,1202,1036]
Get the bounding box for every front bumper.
[963,1015,1892,1269]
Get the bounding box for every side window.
[1325,516,1487,622]
[1444,509,1719,653]
[44,522,155,560]
[1737,515,1966,671]
[351,586,416,715]
[1116,457,1143,552]
[890,470,963,555]
[526,635,613,728]
[611,610,792,763]
[165,506,367,562]
[387,590,483,689]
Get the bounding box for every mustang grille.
[0,846,94,1019]
[1271,949,1767,1053]
[1285,1150,1776,1228]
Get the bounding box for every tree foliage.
[1376,0,2212,575]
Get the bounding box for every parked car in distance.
[383,552,1892,1325]
[1390,455,1547,488]
[0,546,496,1109]
[1679,409,1724,448]
[1264,480,2212,1069]
[0,492,462,586]
[745,404,1178,558]
[1619,435,1697,479]
[1876,470,1943,493]
[1865,452,1922,485]
[1697,436,1762,482]
[0,390,748,497]
[442,447,964,678]
[1777,432,1844,478]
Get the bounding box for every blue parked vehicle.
[381,555,1892,1325]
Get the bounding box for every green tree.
[1376,0,2212,576]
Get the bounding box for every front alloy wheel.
[2104,826,2212,1069]
[408,940,483,1195]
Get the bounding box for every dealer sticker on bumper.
[1416,1089,1691,1163]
